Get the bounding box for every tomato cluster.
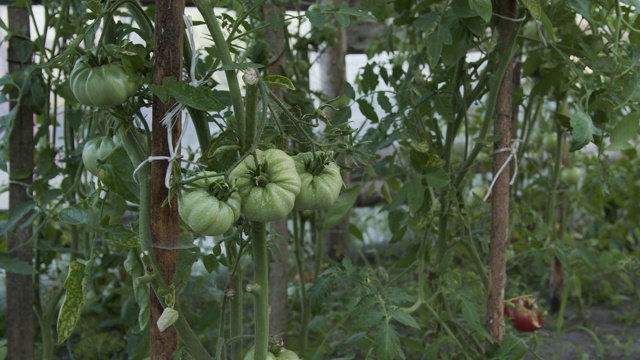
[244,346,300,360]
[179,150,342,236]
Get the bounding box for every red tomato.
[293,272,313,283]
[504,295,544,332]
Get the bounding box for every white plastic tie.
[483,139,520,202]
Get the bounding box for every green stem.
[312,212,323,280]
[119,125,212,360]
[187,107,212,152]
[250,221,270,360]
[244,77,259,152]
[193,0,246,140]
[228,242,244,360]
[293,212,310,353]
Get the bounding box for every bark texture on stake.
[320,0,350,261]
[7,6,35,360]
[264,0,290,341]
[487,0,517,343]
[151,0,184,357]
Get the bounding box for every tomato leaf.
[608,112,639,151]
[389,308,419,329]
[0,253,36,274]
[373,321,405,360]
[58,204,95,226]
[569,110,596,151]
[485,333,528,359]
[149,77,224,112]
[469,0,493,23]
[98,147,139,203]
[357,98,379,123]
[0,200,36,236]
[324,185,361,229]
[263,75,295,90]
[57,261,86,343]
[124,250,150,331]
[102,224,140,248]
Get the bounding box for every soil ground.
[523,302,640,360]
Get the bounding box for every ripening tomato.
[504,295,544,332]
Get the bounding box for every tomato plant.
[292,151,342,211]
[561,167,581,186]
[82,136,119,176]
[70,54,139,108]
[178,174,241,236]
[230,149,301,222]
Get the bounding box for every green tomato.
[82,136,119,176]
[292,152,343,211]
[561,167,581,186]
[243,347,277,360]
[542,133,558,153]
[275,349,300,360]
[70,56,138,107]
[178,174,241,236]
[230,149,301,222]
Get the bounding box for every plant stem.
[250,221,270,360]
[293,212,310,353]
[193,0,246,140]
[120,125,212,360]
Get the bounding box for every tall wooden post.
[319,0,350,261]
[7,6,35,360]
[264,0,290,342]
[151,0,184,357]
[487,0,517,342]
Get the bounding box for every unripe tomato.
[82,136,119,176]
[293,151,343,211]
[179,174,241,236]
[561,167,581,186]
[243,347,277,360]
[230,149,301,222]
[468,186,490,205]
[542,133,558,153]
[276,349,300,360]
[70,56,139,107]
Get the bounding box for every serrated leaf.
[58,204,94,226]
[0,200,36,235]
[357,98,379,123]
[389,308,420,329]
[486,333,528,359]
[373,322,405,360]
[263,75,295,90]
[149,77,224,111]
[377,92,392,113]
[98,147,139,203]
[344,81,356,100]
[0,254,36,274]
[124,250,150,330]
[425,167,450,188]
[306,8,326,27]
[521,0,541,19]
[324,186,361,228]
[57,261,86,343]
[608,112,639,151]
[569,110,595,152]
[470,0,493,23]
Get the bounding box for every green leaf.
[569,110,595,152]
[406,179,424,212]
[0,253,36,274]
[427,26,452,66]
[362,63,378,94]
[102,225,140,248]
[306,8,326,27]
[149,77,224,111]
[57,261,86,343]
[0,200,36,235]
[373,322,405,360]
[202,254,218,274]
[608,112,639,151]
[337,4,376,21]
[521,0,542,19]
[414,12,438,30]
[377,92,392,113]
[344,81,356,100]
[357,98,379,123]
[98,147,139,203]
[324,185,361,229]
[424,167,450,188]
[334,12,351,27]
[58,204,94,226]
[469,0,493,23]
[389,308,420,329]
[124,250,150,330]
[486,333,528,359]
[263,75,295,90]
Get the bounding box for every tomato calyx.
[305,151,334,176]
[247,159,271,187]
[206,180,237,203]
